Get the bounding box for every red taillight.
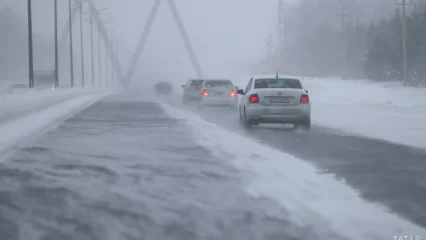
[300,94,309,103]
[249,94,259,103]
[201,89,208,96]
[230,89,236,96]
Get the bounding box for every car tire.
[239,108,244,125]
[242,108,252,129]
[299,117,311,130]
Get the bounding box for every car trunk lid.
[256,89,304,106]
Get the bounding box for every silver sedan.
[237,75,311,129]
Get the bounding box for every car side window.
[245,78,253,93]
[186,80,192,86]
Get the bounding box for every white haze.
[0,0,300,89]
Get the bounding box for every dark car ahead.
[154,82,173,94]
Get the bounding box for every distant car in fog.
[181,79,205,104]
[197,79,238,109]
[237,74,311,130]
[154,82,173,94]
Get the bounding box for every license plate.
[214,92,224,96]
[267,97,290,103]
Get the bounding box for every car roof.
[251,74,300,80]
[203,79,232,81]
[203,79,233,84]
[187,79,205,82]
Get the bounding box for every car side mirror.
[305,89,309,93]
[181,85,185,88]
[236,89,244,95]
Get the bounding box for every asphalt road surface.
[0,93,352,240]
[0,91,425,240]
[159,92,426,229]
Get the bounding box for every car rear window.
[204,80,233,88]
[188,80,204,86]
[253,78,302,89]
[157,82,171,87]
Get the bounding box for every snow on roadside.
[234,76,426,149]
[159,101,426,240]
[303,77,426,108]
[302,77,426,149]
[0,88,113,124]
[0,93,108,158]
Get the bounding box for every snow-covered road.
[0,88,112,124]
[0,80,425,239]
[1,94,352,240]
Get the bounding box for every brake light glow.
[201,89,208,96]
[230,89,236,96]
[249,94,259,103]
[300,94,309,103]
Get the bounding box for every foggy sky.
[1,0,300,87]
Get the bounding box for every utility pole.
[79,0,85,87]
[27,0,34,88]
[68,0,74,87]
[115,41,119,72]
[98,29,101,87]
[300,15,309,41]
[397,0,411,85]
[114,41,119,88]
[300,14,309,75]
[110,39,114,86]
[54,0,59,88]
[90,13,95,88]
[278,0,284,62]
[105,39,108,87]
[111,57,114,87]
[266,34,272,74]
[337,1,349,79]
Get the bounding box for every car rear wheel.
[296,117,311,130]
[242,109,252,129]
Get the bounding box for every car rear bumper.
[246,105,310,123]
[200,96,238,106]
[156,89,172,93]
[247,115,309,124]
[184,95,201,101]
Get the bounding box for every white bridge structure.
[59,0,204,89]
